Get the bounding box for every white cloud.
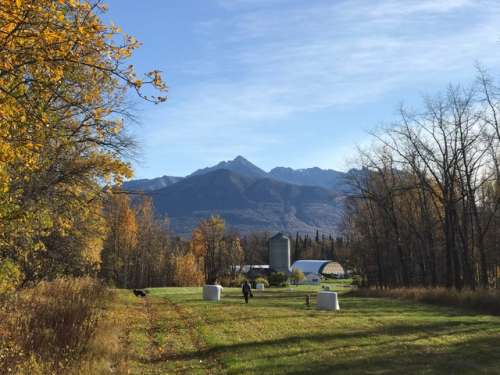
[366,0,474,17]
[141,0,500,173]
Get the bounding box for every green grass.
[112,282,500,374]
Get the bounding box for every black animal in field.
[133,289,147,297]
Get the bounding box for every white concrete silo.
[269,233,291,274]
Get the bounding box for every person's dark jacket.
[242,283,252,296]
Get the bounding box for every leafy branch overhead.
[0,0,166,274]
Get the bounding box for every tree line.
[343,71,500,290]
[99,194,347,288]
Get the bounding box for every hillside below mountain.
[146,169,343,236]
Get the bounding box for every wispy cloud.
[138,0,500,175]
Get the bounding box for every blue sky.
[105,0,500,179]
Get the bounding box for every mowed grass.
[112,281,500,374]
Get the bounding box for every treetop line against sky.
[105,0,500,179]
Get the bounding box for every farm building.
[291,260,345,278]
[269,232,291,274]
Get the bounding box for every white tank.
[269,233,291,274]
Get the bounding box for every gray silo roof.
[270,232,289,240]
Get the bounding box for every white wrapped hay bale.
[255,283,265,290]
[316,291,340,311]
[203,285,223,301]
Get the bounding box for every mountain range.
[122,156,355,236]
[120,175,183,192]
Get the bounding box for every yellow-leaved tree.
[190,216,244,284]
[0,0,166,281]
[100,194,138,287]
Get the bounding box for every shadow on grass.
[142,319,499,373]
[251,334,500,375]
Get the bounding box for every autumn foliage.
[173,253,204,287]
[191,216,244,284]
[0,0,166,282]
[0,2,168,370]
[99,204,244,288]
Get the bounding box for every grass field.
[106,280,500,374]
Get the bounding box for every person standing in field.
[242,280,253,303]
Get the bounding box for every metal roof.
[270,232,289,240]
[291,260,344,275]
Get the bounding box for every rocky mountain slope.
[147,169,343,236]
[123,156,354,236]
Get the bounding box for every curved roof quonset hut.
[291,260,344,276]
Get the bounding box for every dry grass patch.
[0,277,110,374]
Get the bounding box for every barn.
[291,260,345,278]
